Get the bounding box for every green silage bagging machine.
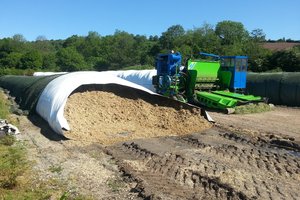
[152,52,264,113]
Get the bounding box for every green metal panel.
[186,70,197,101]
[212,91,262,101]
[218,71,232,89]
[195,90,262,110]
[195,91,238,109]
[187,60,220,81]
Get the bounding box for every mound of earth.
[64,88,211,145]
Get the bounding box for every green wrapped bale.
[280,73,300,106]
[247,72,300,106]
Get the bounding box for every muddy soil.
[18,114,300,200]
[12,86,300,200]
[107,128,300,199]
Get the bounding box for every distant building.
[262,42,300,51]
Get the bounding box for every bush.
[264,51,300,72]
[0,68,34,76]
[122,65,154,70]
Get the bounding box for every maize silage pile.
[0,71,211,143]
[64,85,211,144]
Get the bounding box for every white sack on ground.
[36,71,156,135]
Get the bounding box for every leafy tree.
[243,39,271,72]
[0,52,23,68]
[56,47,86,71]
[102,30,139,69]
[32,40,55,54]
[12,34,26,42]
[250,29,266,42]
[92,57,110,71]
[79,31,102,59]
[215,20,249,45]
[160,25,185,50]
[190,23,222,55]
[19,51,43,69]
[291,45,300,56]
[0,38,26,54]
[265,51,300,72]
[149,35,159,41]
[42,53,57,70]
[178,44,193,63]
[63,35,85,49]
[0,21,298,73]
[50,39,64,51]
[149,43,161,57]
[134,35,156,65]
[36,35,47,41]
[221,43,245,56]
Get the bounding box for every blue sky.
[0,0,299,41]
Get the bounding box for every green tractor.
[152,52,264,113]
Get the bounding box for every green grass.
[49,165,63,174]
[0,90,18,125]
[1,190,52,200]
[106,178,125,192]
[0,91,92,200]
[0,131,88,200]
[0,135,62,200]
[234,103,273,114]
[0,91,52,199]
[0,93,10,120]
[0,136,27,190]
[0,93,54,198]
[0,134,16,146]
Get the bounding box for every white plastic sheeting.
[36,71,156,135]
[106,69,156,92]
[33,72,68,76]
[33,70,157,92]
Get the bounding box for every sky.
[0,0,299,41]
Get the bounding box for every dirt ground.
[12,88,300,200]
[208,106,300,142]
[17,115,141,199]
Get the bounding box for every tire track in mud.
[219,132,300,174]
[179,134,300,199]
[220,132,300,152]
[120,142,248,200]
[181,136,300,177]
[107,129,300,200]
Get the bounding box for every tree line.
[0,20,299,75]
